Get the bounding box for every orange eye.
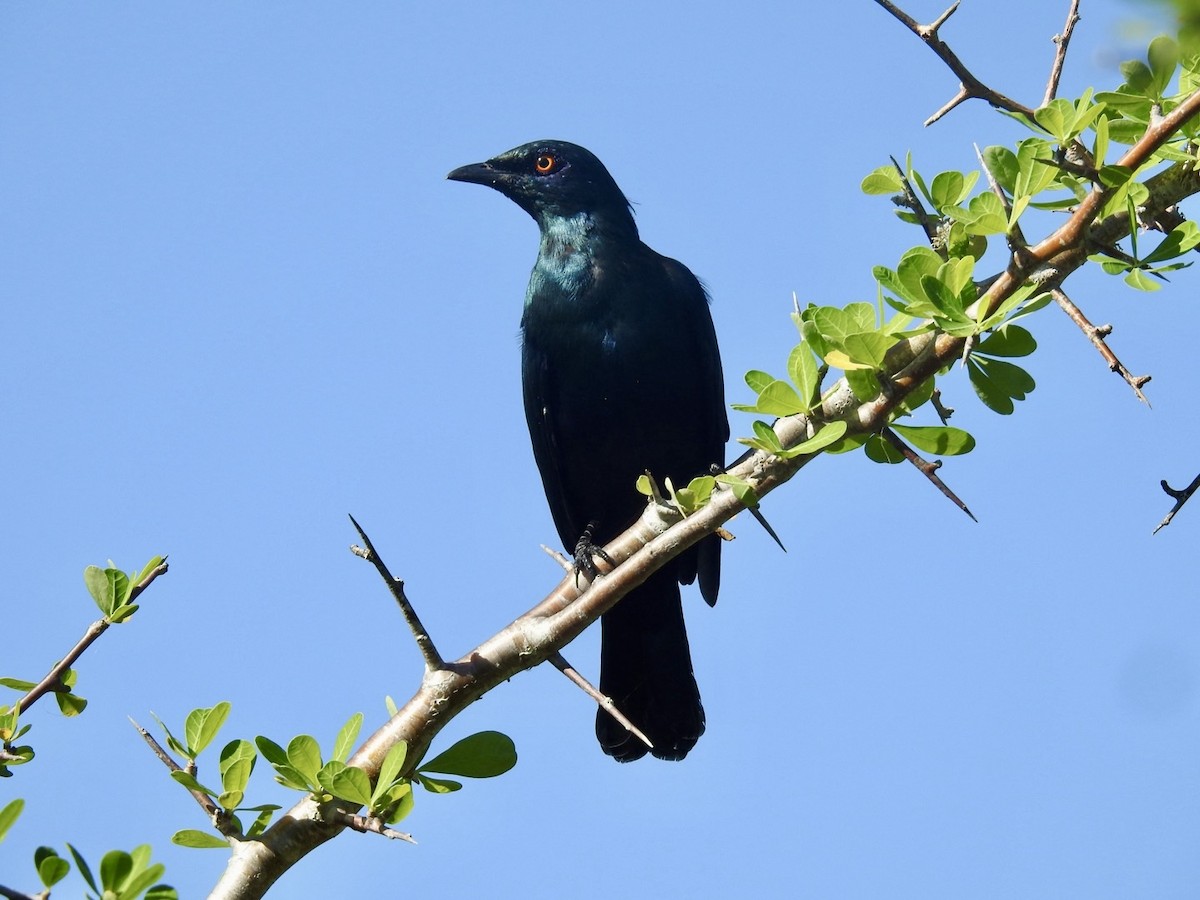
[535,154,556,173]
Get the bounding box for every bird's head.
[448,140,635,232]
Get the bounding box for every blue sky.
[3,1,1198,897]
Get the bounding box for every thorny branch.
[1154,473,1200,533]
[208,18,1200,898]
[873,0,1036,124]
[1044,0,1082,106]
[1050,288,1151,402]
[881,427,977,521]
[349,514,444,671]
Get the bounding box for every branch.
[0,885,38,900]
[881,427,977,521]
[349,515,444,671]
[548,651,653,752]
[1154,473,1200,533]
[1050,288,1151,403]
[208,80,1200,900]
[1044,0,1082,105]
[16,561,169,715]
[873,0,1036,124]
[131,717,231,831]
[334,812,416,844]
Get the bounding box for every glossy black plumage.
[448,140,728,761]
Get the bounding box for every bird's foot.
[573,522,614,589]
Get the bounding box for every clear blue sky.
[3,2,1197,897]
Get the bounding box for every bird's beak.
[446,161,499,186]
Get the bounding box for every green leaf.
[844,368,881,403]
[66,843,99,893]
[1124,268,1163,291]
[99,849,133,891]
[419,731,517,779]
[374,741,409,805]
[325,763,373,806]
[417,773,462,793]
[146,884,179,900]
[783,421,849,458]
[1093,114,1110,166]
[245,806,278,838]
[286,734,323,785]
[378,782,415,824]
[841,332,892,368]
[860,165,904,195]
[1034,99,1069,141]
[864,434,905,464]
[976,324,1037,358]
[84,565,117,615]
[0,798,23,842]
[744,370,775,394]
[0,677,37,692]
[753,380,808,416]
[333,712,363,764]
[715,473,761,509]
[981,145,1019,195]
[634,474,653,497]
[219,739,257,799]
[108,602,139,623]
[1149,35,1179,97]
[184,702,230,758]
[786,344,819,407]
[55,691,87,717]
[170,770,220,798]
[1142,221,1200,264]
[172,829,229,850]
[35,847,70,888]
[891,424,976,455]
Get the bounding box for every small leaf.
[327,764,373,806]
[715,474,761,509]
[860,165,904,195]
[786,344,819,407]
[286,735,323,784]
[99,849,133,891]
[744,370,775,394]
[172,829,229,850]
[0,798,23,841]
[66,843,98,893]
[379,782,416,824]
[333,713,363,764]
[0,677,37,692]
[374,741,410,804]
[417,773,462,793]
[864,434,905,464]
[419,731,517,779]
[890,424,976,456]
[170,770,220,798]
[35,848,70,888]
[84,565,116,615]
[976,324,1037,358]
[219,739,257,798]
[783,421,848,458]
[55,692,87,717]
[754,380,808,416]
[1124,268,1163,291]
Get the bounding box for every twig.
[349,515,444,672]
[1050,288,1151,403]
[873,0,1036,124]
[130,716,232,831]
[335,812,416,844]
[16,561,169,715]
[890,155,942,248]
[0,885,37,900]
[548,652,653,751]
[931,388,954,423]
[1044,0,1082,105]
[881,428,977,521]
[1154,473,1200,533]
[541,545,574,573]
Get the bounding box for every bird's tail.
[596,568,704,762]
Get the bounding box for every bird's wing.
[520,339,585,549]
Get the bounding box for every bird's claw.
[573,523,614,588]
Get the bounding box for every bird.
[448,140,728,761]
